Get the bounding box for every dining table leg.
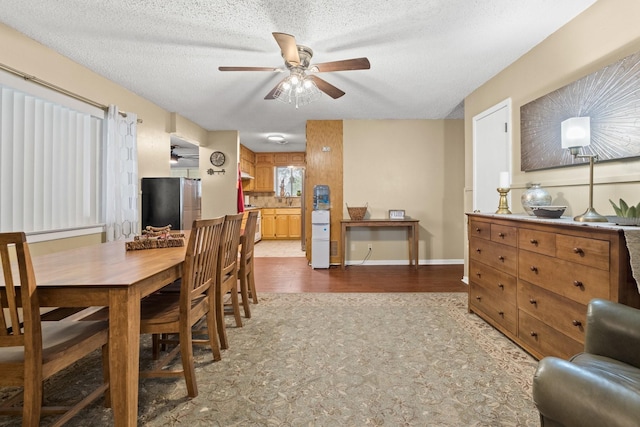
[108,287,141,426]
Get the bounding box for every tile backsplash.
[247,194,301,208]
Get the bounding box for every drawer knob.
[475,228,481,233]
[476,296,482,301]
[530,266,538,273]
[530,331,538,337]
[498,311,504,317]
[476,272,481,278]
[573,280,583,287]
[573,247,584,255]
[529,299,537,305]
[498,283,504,289]
[476,248,481,253]
[572,320,582,327]
[530,239,538,245]
[498,232,505,238]
[498,255,505,261]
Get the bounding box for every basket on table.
[346,203,368,220]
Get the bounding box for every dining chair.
[217,213,244,349]
[238,210,259,318]
[137,216,224,398]
[0,232,110,426]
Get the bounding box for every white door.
[473,99,511,213]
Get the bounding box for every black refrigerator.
[141,177,201,231]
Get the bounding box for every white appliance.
[254,210,262,243]
[311,210,330,268]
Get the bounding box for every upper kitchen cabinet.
[254,164,274,192]
[240,144,256,192]
[273,152,305,166]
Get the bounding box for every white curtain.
[104,105,138,241]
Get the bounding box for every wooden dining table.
[9,238,188,426]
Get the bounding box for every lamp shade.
[561,117,591,149]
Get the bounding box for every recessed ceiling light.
[267,135,285,142]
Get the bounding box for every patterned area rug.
[1,293,540,426]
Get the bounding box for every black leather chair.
[532,298,640,427]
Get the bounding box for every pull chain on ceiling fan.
[219,32,370,107]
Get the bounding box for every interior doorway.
[472,99,512,213]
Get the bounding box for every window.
[274,166,304,196]
[0,82,103,235]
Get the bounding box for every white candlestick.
[499,171,510,188]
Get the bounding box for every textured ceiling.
[0,0,596,160]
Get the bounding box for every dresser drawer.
[469,260,516,302]
[491,224,517,247]
[469,282,517,335]
[518,310,583,360]
[517,280,586,344]
[469,218,491,241]
[556,234,609,271]
[518,250,610,305]
[469,237,517,276]
[518,228,556,257]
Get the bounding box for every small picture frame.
[389,209,405,219]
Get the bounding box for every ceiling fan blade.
[264,81,283,100]
[273,32,300,66]
[313,57,371,73]
[309,75,345,99]
[218,66,280,72]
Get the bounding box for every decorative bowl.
[531,206,567,219]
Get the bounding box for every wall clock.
[209,151,225,167]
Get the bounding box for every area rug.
[2,293,540,426]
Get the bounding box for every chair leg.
[248,267,258,304]
[230,287,243,327]
[22,372,43,427]
[239,272,251,318]
[207,293,222,361]
[101,343,111,408]
[180,322,198,398]
[217,287,229,349]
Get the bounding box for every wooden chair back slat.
[183,217,224,307]
[0,233,41,347]
[219,214,243,277]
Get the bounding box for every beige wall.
[465,0,640,219]
[201,131,240,218]
[343,119,465,263]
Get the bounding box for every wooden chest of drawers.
[467,214,640,360]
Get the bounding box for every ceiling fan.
[170,145,198,164]
[219,32,370,103]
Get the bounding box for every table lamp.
[560,117,607,222]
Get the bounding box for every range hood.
[240,171,254,180]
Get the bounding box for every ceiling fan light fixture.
[274,69,321,108]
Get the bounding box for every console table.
[340,219,420,270]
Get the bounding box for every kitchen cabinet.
[255,153,274,164]
[467,213,640,360]
[261,209,276,239]
[273,152,305,166]
[261,208,301,239]
[254,165,274,192]
[289,213,301,238]
[240,145,255,192]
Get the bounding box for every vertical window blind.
[0,84,103,233]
